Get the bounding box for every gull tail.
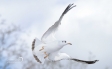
[59,3,76,21]
[71,58,98,64]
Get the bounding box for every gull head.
[59,40,72,46]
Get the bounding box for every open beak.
[67,43,72,45]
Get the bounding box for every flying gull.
[32,3,98,64]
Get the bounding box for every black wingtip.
[85,60,99,64]
[63,3,76,15]
[71,58,99,64]
[59,3,76,21]
[69,3,76,7]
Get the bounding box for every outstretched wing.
[41,4,76,43]
[48,52,98,64]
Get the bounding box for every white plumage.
[32,3,98,64]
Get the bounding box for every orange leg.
[44,52,48,59]
[39,46,44,51]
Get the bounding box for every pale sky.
[0,0,112,69]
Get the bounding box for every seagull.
[32,3,98,64]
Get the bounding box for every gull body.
[43,41,65,53]
[33,40,71,54]
[33,39,71,64]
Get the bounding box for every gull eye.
[65,41,66,43]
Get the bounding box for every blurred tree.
[0,17,98,69]
[0,17,37,69]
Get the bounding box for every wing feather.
[48,52,98,64]
[41,3,76,43]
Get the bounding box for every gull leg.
[44,52,48,59]
[39,46,44,51]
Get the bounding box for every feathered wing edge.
[70,58,98,64]
[56,57,98,64]
[59,3,76,21]
[32,39,42,63]
[49,52,98,64]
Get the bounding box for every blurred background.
[0,0,112,69]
